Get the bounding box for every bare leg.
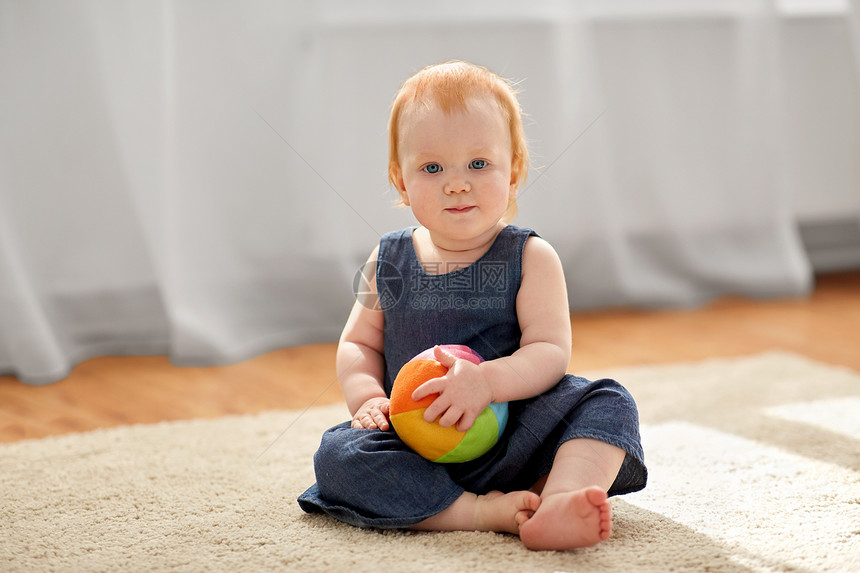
[409,490,541,534]
[519,438,626,550]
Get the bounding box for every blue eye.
[470,159,488,170]
[422,164,442,174]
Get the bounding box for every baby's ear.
[390,166,410,204]
[503,181,519,222]
[508,175,519,197]
[398,188,411,207]
[509,166,521,191]
[510,149,528,191]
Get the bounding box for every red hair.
[388,61,529,222]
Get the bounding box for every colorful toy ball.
[389,345,508,463]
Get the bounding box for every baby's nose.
[444,175,471,194]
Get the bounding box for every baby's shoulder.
[521,234,563,273]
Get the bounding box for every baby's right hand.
[351,397,390,431]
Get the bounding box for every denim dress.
[298,225,647,528]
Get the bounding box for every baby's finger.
[433,345,458,368]
[437,406,463,429]
[422,396,449,423]
[372,409,390,431]
[353,411,377,429]
[456,412,476,432]
[412,378,443,402]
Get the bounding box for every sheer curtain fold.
[5,0,849,385]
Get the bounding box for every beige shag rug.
[3,352,859,572]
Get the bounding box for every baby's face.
[394,96,515,245]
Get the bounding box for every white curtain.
[3,0,856,384]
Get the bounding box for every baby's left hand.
[411,346,493,432]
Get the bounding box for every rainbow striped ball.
[389,345,508,463]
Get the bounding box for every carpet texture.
[3,352,859,572]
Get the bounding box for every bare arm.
[483,235,572,401]
[414,236,572,430]
[337,246,389,429]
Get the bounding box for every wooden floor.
[2,271,858,444]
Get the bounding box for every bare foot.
[518,486,611,550]
[474,490,541,534]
